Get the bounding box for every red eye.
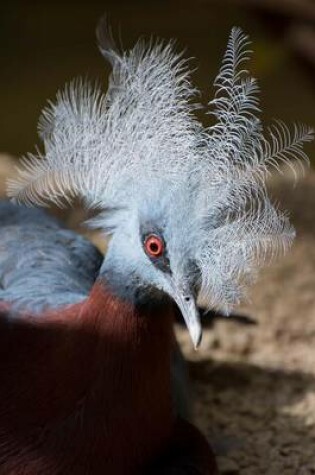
[144,234,164,258]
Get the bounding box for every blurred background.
[0,1,314,474]
[0,0,314,156]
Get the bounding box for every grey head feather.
[7,26,314,312]
[96,15,121,68]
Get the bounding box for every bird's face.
[100,192,202,348]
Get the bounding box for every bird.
[1,21,313,474]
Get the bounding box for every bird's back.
[0,201,103,314]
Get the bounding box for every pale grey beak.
[169,283,202,349]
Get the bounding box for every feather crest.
[8,40,200,208]
[7,26,314,311]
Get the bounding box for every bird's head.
[8,24,313,347]
[94,183,205,347]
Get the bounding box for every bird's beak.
[170,284,202,349]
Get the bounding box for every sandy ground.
[1,155,315,474]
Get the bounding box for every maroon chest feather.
[0,284,174,474]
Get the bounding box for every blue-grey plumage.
[0,200,193,420]
[0,201,207,474]
[0,201,103,313]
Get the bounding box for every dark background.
[0,0,314,160]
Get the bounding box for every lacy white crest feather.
[8,40,200,208]
[7,26,314,310]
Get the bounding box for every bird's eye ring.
[144,234,164,258]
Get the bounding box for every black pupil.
[150,241,159,253]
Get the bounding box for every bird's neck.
[0,280,175,474]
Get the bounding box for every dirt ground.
[1,155,315,474]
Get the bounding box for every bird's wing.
[0,201,103,314]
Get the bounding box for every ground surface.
[1,155,314,474]
[176,172,315,474]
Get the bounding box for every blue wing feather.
[0,201,103,314]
